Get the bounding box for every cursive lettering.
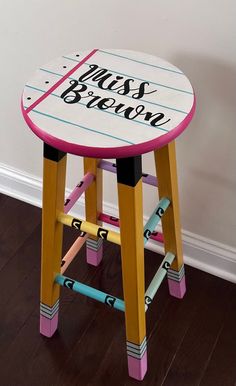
[61,79,170,127]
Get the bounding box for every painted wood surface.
[22,49,195,158]
[154,141,183,271]
[117,178,146,340]
[40,155,66,306]
[84,157,103,265]
[83,158,103,238]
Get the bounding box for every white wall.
[1,1,236,270]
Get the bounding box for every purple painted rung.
[99,160,116,174]
[98,212,164,243]
[143,173,157,186]
[64,172,94,213]
[98,160,157,187]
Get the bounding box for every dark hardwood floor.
[0,193,236,386]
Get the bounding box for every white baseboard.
[1,162,236,283]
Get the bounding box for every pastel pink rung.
[61,233,89,274]
[128,352,147,381]
[168,276,186,299]
[40,313,58,337]
[86,245,103,266]
[64,172,94,214]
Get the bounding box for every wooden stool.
[21,49,195,381]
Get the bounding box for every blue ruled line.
[40,68,188,114]
[29,108,135,145]
[62,56,193,95]
[98,49,184,74]
[25,84,169,132]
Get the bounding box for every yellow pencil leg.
[84,158,103,266]
[154,141,186,298]
[116,156,147,381]
[40,144,67,337]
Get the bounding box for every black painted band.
[116,156,142,187]
[43,143,66,162]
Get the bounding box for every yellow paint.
[57,212,121,245]
[40,155,67,307]
[84,158,102,241]
[117,179,146,345]
[154,141,183,271]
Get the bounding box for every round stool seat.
[21,49,195,158]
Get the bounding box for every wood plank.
[91,267,213,386]
[1,194,236,386]
[0,224,41,308]
[199,285,236,386]
[162,274,233,386]
[0,194,40,271]
[0,239,117,385]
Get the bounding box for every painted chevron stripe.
[127,338,147,359]
[167,265,185,282]
[40,300,59,319]
[86,237,103,251]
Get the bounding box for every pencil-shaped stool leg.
[40,144,67,337]
[116,156,147,381]
[84,158,103,266]
[154,141,186,299]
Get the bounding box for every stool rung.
[61,232,88,274]
[58,213,121,245]
[99,160,158,187]
[145,252,175,310]
[98,212,164,244]
[64,172,94,213]
[143,197,170,244]
[55,274,125,312]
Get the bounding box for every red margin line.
[26,48,98,114]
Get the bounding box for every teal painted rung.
[55,274,125,312]
[145,252,175,311]
[143,197,170,245]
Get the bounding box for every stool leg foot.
[168,276,186,299]
[40,314,59,337]
[40,300,59,337]
[127,340,147,380]
[167,265,186,299]
[86,238,103,266]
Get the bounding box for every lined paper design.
[62,55,193,95]
[98,49,184,74]
[39,67,189,114]
[26,49,97,113]
[25,87,169,146]
[30,108,134,145]
[25,85,169,132]
[22,49,195,154]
